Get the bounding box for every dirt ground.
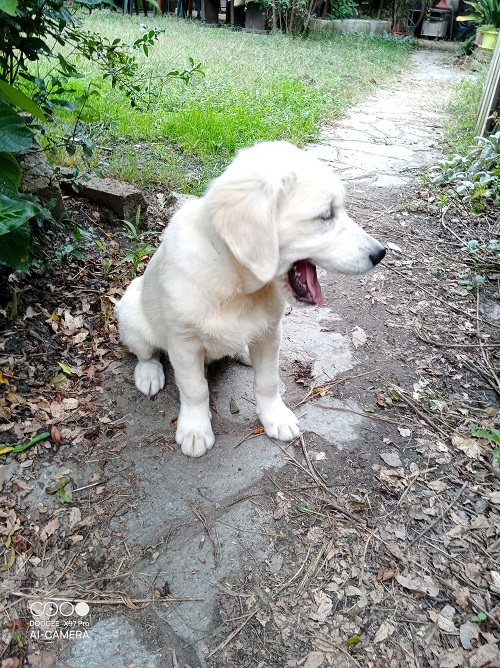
[1,47,499,668]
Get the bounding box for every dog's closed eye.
[319,208,334,221]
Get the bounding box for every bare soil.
[0,180,499,668]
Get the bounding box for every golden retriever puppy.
[115,141,385,457]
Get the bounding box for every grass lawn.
[43,12,413,193]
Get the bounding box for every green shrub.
[430,131,500,203]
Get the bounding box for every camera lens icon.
[29,601,90,618]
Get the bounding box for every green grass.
[35,12,412,192]
[444,63,489,156]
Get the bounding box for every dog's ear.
[207,178,282,284]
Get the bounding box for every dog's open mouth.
[287,260,325,306]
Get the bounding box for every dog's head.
[203,141,385,305]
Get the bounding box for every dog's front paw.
[135,360,165,397]
[257,398,301,442]
[176,408,215,457]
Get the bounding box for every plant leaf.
[0,80,47,121]
[0,219,31,271]
[0,101,34,153]
[11,431,50,453]
[0,152,21,191]
[0,0,18,16]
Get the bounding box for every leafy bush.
[457,0,500,30]
[430,131,500,203]
[328,0,358,20]
[0,0,201,273]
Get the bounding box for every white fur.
[115,141,385,457]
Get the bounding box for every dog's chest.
[199,308,269,361]
[195,291,283,361]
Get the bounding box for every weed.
[54,226,97,263]
[430,131,500,205]
[469,424,500,444]
[458,271,486,290]
[115,210,159,278]
[471,612,487,623]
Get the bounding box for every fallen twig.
[292,368,381,409]
[8,591,203,607]
[277,436,367,526]
[462,359,500,397]
[386,264,500,330]
[392,387,448,438]
[189,501,222,567]
[206,609,259,659]
[477,287,500,395]
[407,482,467,548]
[315,403,414,428]
[416,326,500,349]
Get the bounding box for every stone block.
[19,151,65,218]
[60,175,148,227]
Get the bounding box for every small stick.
[206,609,259,659]
[189,501,222,567]
[416,327,500,348]
[393,388,448,438]
[477,287,500,395]
[407,482,467,548]
[171,649,179,668]
[462,360,500,397]
[317,403,414,428]
[292,368,381,409]
[298,436,367,526]
[386,264,500,330]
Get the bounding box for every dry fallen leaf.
[303,651,325,668]
[489,570,500,594]
[439,648,465,668]
[373,620,395,643]
[27,651,57,668]
[487,491,500,505]
[429,605,457,634]
[451,435,482,459]
[452,585,470,610]
[459,621,479,650]
[464,563,484,586]
[309,591,332,622]
[40,516,60,541]
[380,451,402,468]
[469,643,500,668]
[427,479,448,493]
[396,573,439,597]
[351,325,367,349]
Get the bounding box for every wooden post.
[476,36,500,136]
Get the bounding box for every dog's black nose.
[370,247,386,266]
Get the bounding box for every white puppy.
[115,141,385,457]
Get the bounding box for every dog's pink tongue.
[300,261,325,306]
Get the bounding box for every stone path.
[306,48,469,191]
[58,47,472,668]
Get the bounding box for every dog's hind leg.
[115,277,165,397]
